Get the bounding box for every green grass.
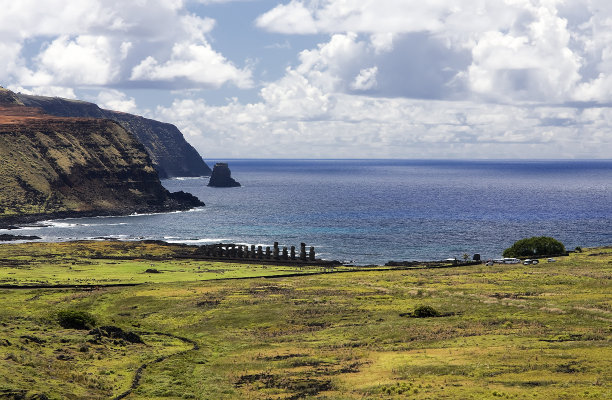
[0,241,342,286]
[0,241,610,399]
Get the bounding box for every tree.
[503,236,565,258]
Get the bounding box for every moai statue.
[300,243,307,261]
[257,246,263,259]
[266,246,271,259]
[290,246,296,260]
[251,245,256,259]
[309,246,315,261]
[282,247,288,260]
[273,242,280,260]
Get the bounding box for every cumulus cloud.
[130,42,252,89]
[153,92,610,159]
[350,67,378,91]
[7,85,77,99]
[0,0,252,92]
[96,89,138,113]
[19,35,122,87]
[147,0,612,159]
[255,0,611,104]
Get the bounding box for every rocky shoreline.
[0,192,203,230]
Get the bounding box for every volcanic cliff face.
[0,88,203,224]
[17,93,211,178]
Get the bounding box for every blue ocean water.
[5,160,612,265]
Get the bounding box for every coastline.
[0,203,205,230]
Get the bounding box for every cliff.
[17,93,211,178]
[208,163,241,187]
[0,91,203,225]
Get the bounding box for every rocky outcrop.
[0,234,41,241]
[0,95,204,226]
[208,163,241,187]
[17,93,211,178]
[0,87,23,105]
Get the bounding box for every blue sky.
[1,0,611,159]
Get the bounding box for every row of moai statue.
[198,242,315,262]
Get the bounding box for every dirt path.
[113,332,200,400]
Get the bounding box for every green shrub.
[503,236,565,258]
[412,305,440,318]
[57,310,96,330]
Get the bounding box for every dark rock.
[208,163,241,187]
[0,234,41,241]
[19,335,45,344]
[89,325,144,344]
[168,190,204,208]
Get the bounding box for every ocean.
[4,159,612,265]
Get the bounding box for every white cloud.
[153,91,610,159]
[130,42,253,88]
[7,85,77,99]
[18,35,122,87]
[255,1,318,34]
[256,1,451,35]
[255,0,610,103]
[0,0,252,92]
[150,0,612,160]
[96,89,138,113]
[350,67,378,91]
[466,3,582,102]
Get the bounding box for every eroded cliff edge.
[17,93,211,178]
[0,88,203,226]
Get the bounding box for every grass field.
[0,241,610,399]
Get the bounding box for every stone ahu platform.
[186,242,340,266]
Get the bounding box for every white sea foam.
[165,238,231,244]
[165,177,205,181]
[47,221,83,228]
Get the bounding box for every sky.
[1,0,611,159]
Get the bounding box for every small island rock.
[208,163,241,187]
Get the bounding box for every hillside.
[0,242,609,398]
[0,90,203,224]
[17,93,211,178]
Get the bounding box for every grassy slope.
[0,242,610,399]
[0,241,333,286]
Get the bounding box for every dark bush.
[503,236,565,258]
[412,305,440,318]
[57,310,96,330]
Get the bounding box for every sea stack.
[208,163,241,187]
